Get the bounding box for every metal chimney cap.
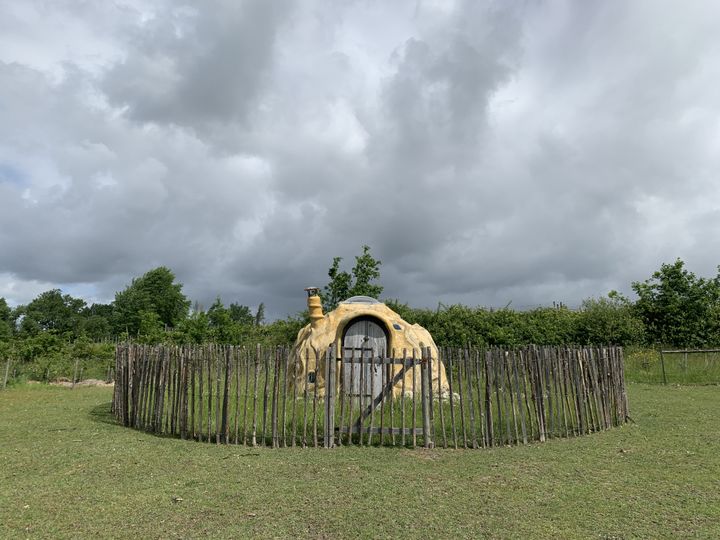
[304,287,320,297]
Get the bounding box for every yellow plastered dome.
[290,295,449,397]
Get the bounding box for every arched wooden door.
[342,318,387,401]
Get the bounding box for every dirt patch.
[49,379,114,388]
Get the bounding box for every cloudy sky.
[1,0,719,318]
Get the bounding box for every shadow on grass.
[86,402,304,446]
[89,402,117,426]
[88,403,200,442]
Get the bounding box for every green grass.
[1,384,719,539]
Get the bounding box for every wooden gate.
[324,346,434,448]
[341,318,387,402]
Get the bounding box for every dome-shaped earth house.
[290,290,450,400]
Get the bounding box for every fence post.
[421,348,432,449]
[2,358,10,390]
[72,358,80,389]
[660,350,667,385]
[325,345,336,448]
[270,347,279,448]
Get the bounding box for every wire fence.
[623,348,720,385]
[1,356,114,389]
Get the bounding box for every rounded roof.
[340,296,381,304]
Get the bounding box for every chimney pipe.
[304,287,323,328]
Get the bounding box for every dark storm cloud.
[103,0,292,129]
[1,0,720,317]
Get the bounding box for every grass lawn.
[1,383,719,539]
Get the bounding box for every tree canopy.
[112,267,190,336]
[4,257,720,352]
[632,259,720,347]
[18,289,86,336]
[0,297,11,341]
[228,303,254,325]
[0,297,11,322]
[323,245,383,311]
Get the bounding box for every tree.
[263,313,308,344]
[81,315,111,341]
[322,245,383,311]
[254,303,265,326]
[19,289,86,337]
[207,297,237,343]
[137,310,165,344]
[175,311,210,344]
[228,303,254,326]
[112,267,190,336]
[80,302,113,341]
[0,320,10,342]
[575,292,645,345]
[0,298,11,341]
[0,297,11,323]
[632,259,720,347]
[323,257,352,311]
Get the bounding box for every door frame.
[340,316,390,401]
[340,315,391,358]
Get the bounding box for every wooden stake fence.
[112,344,628,449]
